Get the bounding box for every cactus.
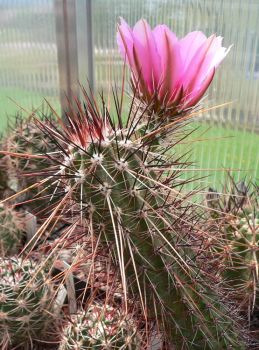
[59,303,141,350]
[0,114,59,212]
[0,256,57,349]
[18,90,248,350]
[206,182,259,316]
[0,204,25,256]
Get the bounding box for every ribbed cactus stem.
[227,210,259,313]
[207,182,259,317]
[8,95,248,348]
[57,133,245,349]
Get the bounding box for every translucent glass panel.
[0,0,60,130]
[92,0,259,187]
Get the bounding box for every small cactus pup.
[0,256,57,350]
[59,303,141,350]
[0,154,9,199]
[25,89,248,349]
[206,181,259,316]
[0,204,25,256]
[0,112,60,212]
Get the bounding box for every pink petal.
[117,18,135,66]
[183,35,231,91]
[117,18,148,94]
[179,31,207,70]
[182,34,217,91]
[206,40,232,71]
[153,25,182,102]
[183,68,215,109]
[132,19,161,88]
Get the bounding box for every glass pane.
[0,0,60,130]
[92,0,259,187]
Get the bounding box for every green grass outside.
[0,87,60,131]
[0,87,258,188]
[182,123,259,188]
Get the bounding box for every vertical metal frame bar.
[54,0,94,115]
[85,0,94,92]
[54,0,79,112]
[75,0,94,93]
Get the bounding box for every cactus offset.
[0,114,59,213]
[0,205,25,256]
[59,303,141,350]
[0,256,57,349]
[0,160,8,199]
[207,182,259,316]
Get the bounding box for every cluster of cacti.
[16,88,247,349]
[0,204,25,256]
[59,304,140,350]
[0,79,250,348]
[207,181,259,317]
[0,17,257,350]
[0,256,57,350]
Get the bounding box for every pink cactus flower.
[117,18,231,114]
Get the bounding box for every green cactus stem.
[206,181,259,317]
[25,92,248,349]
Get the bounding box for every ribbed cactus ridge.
[0,205,24,256]
[59,304,140,350]
[28,94,247,349]
[0,256,56,350]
